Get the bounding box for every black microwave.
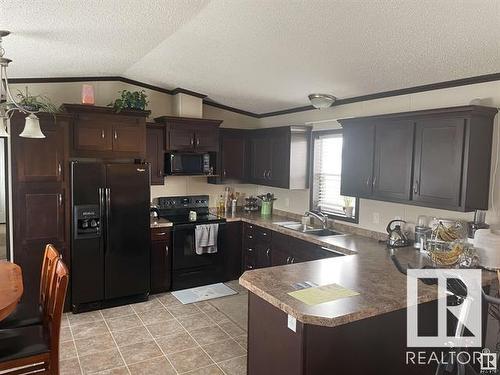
[165,152,211,175]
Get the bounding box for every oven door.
[172,222,226,271]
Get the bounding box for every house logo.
[406,269,482,348]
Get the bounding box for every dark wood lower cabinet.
[150,228,172,294]
[248,293,455,375]
[224,222,243,281]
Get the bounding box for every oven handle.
[172,222,227,231]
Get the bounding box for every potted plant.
[6,87,58,113]
[108,90,148,112]
[343,196,354,218]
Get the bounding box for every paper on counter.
[288,283,360,306]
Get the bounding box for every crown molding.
[9,72,500,119]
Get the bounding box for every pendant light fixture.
[308,93,336,109]
[0,30,45,138]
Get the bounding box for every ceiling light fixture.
[308,93,336,110]
[0,30,45,138]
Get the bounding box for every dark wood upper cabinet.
[339,105,497,211]
[154,116,222,152]
[340,122,375,197]
[220,129,248,181]
[146,125,165,185]
[62,104,149,159]
[15,118,66,183]
[248,126,311,189]
[372,119,414,202]
[412,117,465,209]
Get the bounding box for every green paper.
[288,283,360,306]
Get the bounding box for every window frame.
[309,129,360,224]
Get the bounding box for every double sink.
[273,221,343,237]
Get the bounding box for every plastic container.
[261,201,272,216]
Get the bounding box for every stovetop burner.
[153,195,225,226]
[160,213,224,225]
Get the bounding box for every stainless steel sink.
[273,221,343,236]
[303,228,343,237]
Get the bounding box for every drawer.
[151,228,171,242]
[255,227,272,243]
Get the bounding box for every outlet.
[372,212,380,224]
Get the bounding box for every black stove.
[153,195,226,290]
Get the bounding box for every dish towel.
[195,224,219,255]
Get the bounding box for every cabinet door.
[150,233,171,294]
[16,184,65,246]
[221,131,247,180]
[340,123,375,197]
[270,232,291,266]
[146,127,165,185]
[372,120,414,202]
[74,114,112,151]
[268,132,290,188]
[224,222,243,280]
[256,241,272,268]
[112,122,145,154]
[167,125,195,151]
[14,120,65,183]
[249,136,271,183]
[195,126,219,152]
[413,118,465,209]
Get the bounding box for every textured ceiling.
[1,0,499,113]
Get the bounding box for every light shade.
[0,117,9,137]
[308,93,336,109]
[20,114,45,138]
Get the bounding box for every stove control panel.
[155,195,209,210]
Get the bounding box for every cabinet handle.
[58,162,62,177]
[366,177,371,187]
[165,245,169,255]
[262,232,267,236]
[114,130,118,140]
[190,138,194,145]
[413,180,419,194]
[58,193,63,207]
[155,232,167,236]
[223,169,227,177]
[247,248,253,253]
[248,235,253,240]
[266,248,271,257]
[247,265,254,270]
[286,256,291,264]
[159,169,163,177]
[290,257,295,264]
[196,138,200,146]
[262,170,267,178]
[372,176,376,188]
[101,129,105,139]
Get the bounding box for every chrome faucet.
[305,210,329,229]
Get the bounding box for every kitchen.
[1,2,500,375]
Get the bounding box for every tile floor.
[60,280,248,375]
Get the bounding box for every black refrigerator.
[71,162,150,312]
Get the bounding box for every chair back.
[44,258,69,369]
[39,244,60,309]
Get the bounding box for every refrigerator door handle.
[105,188,111,253]
[98,188,105,219]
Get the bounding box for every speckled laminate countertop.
[218,210,496,328]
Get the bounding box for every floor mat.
[172,282,238,304]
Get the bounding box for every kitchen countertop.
[150,217,173,228]
[219,210,497,328]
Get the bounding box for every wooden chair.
[0,244,60,329]
[0,258,69,374]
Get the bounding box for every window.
[311,130,359,223]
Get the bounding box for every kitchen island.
[239,228,496,375]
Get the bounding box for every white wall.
[257,81,500,234]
